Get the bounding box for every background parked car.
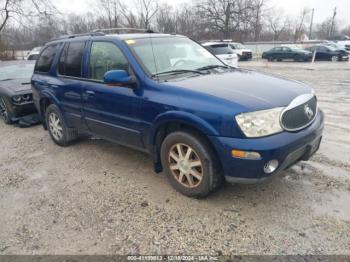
[227,42,253,61]
[0,61,37,124]
[323,40,347,51]
[26,46,42,60]
[305,45,349,61]
[262,46,313,62]
[327,35,350,51]
[202,42,238,67]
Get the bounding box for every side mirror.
[103,70,136,87]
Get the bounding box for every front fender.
[147,110,219,149]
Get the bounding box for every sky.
[54,0,350,26]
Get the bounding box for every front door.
[82,41,144,149]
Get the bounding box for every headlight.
[235,107,284,137]
[12,95,22,103]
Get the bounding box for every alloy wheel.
[168,143,203,188]
[331,56,338,62]
[48,112,63,141]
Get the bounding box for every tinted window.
[35,44,59,73]
[209,44,233,55]
[89,42,129,81]
[273,47,282,51]
[59,42,85,77]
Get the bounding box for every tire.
[160,131,223,198]
[45,104,78,146]
[0,96,14,124]
[268,56,274,62]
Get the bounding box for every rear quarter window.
[35,44,59,73]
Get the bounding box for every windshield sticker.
[126,39,136,45]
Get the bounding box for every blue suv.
[31,30,324,197]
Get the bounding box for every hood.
[0,78,32,94]
[239,49,252,52]
[163,69,313,110]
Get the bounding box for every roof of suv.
[47,33,184,45]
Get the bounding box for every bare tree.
[96,0,123,28]
[267,8,291,41]
[156,4,176,33]
[1,0,56,32]
[251,0,267,41]
[294,7,310,41]
[314,17,339,40]
[197,0,255,39]
[135,0,158,29]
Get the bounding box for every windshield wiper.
[0,78,15,82]
[152,69,205,77]
[196,65,231,71]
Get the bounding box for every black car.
[262,46,313,62]
[305,45,349,61]
[0,61,37,124]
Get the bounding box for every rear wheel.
[268,56,274,62]
[45,104,78,146]
[161,131,222,198]
[0,96,13,124]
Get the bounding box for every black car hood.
[0,78,32,94]
[163,69,313,109]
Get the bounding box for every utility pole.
[329,7,337,37]
[308,8,314,40]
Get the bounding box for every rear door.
[82,41,144,149]
[54,41,87,130]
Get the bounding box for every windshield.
[230,43,245,49]
[127,37,224,76]
[325,45,337,51]
[0,63,35,81]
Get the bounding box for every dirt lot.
[0,61,349,255]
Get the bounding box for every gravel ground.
[0,61,349,255]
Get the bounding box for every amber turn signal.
[231,150,261,160]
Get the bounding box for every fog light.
[232,149,261,159]
[264,159,279,174]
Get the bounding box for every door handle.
[85,90,95,96]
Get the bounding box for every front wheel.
[0,96,14,124]
[161,131,222,198]
[331,55,338,62]
[45,104,78,146]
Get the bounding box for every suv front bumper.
[209,110,324,183]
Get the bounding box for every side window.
[89,42,129,81]
[35,44,59,73]
[58,42,85,77]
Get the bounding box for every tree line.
[1,0,350,51]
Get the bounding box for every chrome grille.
[281,94,317,131]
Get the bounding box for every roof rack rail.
[93,27,156,34]
[51,32,105,41]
